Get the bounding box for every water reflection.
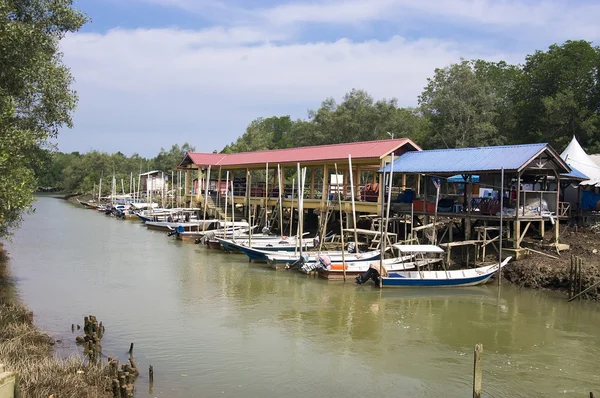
[5,197,600,397]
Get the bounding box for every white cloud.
[59,26,522,155]
[59,0,598,155]
[136,0,600,41]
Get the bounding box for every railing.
[558,201,571,217]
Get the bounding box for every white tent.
[560,136,600,186]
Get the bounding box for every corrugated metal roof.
[188,153,227,166]
[561,165,589,180]
[183,138,420,168]
[380,143,568,174]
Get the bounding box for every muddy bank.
[0,244,112,397]
[504,226,600,300]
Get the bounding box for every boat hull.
[207,240,222,249]
[380,258,512,288]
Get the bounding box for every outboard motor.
[355,266,380,285]
[299,255,330,274]
[286,253,309,270]
[167,225,185,237]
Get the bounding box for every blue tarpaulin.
[581,191,600,210]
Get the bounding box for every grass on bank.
[0,247,112,398]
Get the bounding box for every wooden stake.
[473,344,483,398]
[149,365,154,383]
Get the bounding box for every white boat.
[358,256,512,288]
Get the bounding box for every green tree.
[153,143,195,172]
[419,60,504,149]
[513,40,600,152]
[0,0,87,238]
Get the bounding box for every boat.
[220,238,382,264]
[356,257,512,288]
[146,220,221,232]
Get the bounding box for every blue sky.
[58,0,600,156]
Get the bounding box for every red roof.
[181,138,420,168]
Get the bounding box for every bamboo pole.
[296,164,301,254]
[498,168,504,285]
[247,171,252,246]
[277,164,284,235]
[380,154,395,287]
[203,166,211,229]
[224,171,229,229]
[231,179,235,241]
[290,178,295,237]
[299,167,307,254]
[348,155,358,253]
[334,164,346,281]
[265,162,269,229]
[98,171,103,203]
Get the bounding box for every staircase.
[204,194,245,222]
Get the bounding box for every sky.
[57,0,600,157]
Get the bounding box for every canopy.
[561,136,600,186]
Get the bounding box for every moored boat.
[356,257,512,288]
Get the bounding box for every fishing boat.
[223,239,382,264]
[356,257,512,288]
[146,219,226,232]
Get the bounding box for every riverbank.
[0,244,112,397]
[505,226,600,300]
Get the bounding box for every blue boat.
[136,214,152,223]
[358,257,512,288]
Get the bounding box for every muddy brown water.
[4,196,600,397]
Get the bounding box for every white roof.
[560,136,600,186]
[139,170,163,177]
[392,244,445,253]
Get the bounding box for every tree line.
[2,5,599,241]
[35,143,196,194]
[223,40,600,155]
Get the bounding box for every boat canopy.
[392,244,444,253]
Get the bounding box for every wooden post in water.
[579,257,583,300]
[149,365,154,395]
[473,343,483,398]
[203,166,211,227]
[569,255,574,299]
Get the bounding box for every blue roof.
[561,165,589,180]
[380,143,561,174]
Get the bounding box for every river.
[4,196,600,397]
